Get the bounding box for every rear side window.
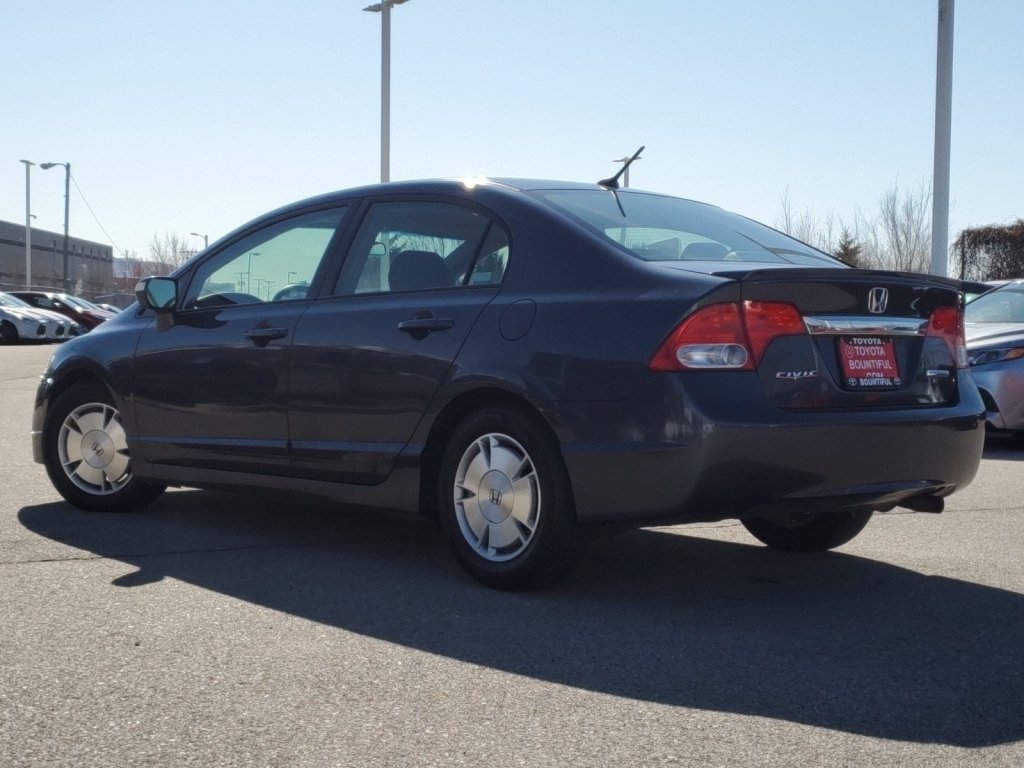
[468,226,509,285]
[335,202,507,295]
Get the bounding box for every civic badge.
[867,287,889,314]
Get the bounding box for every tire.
[438,406,582,590]
[0,321,17,345]
[42,381,166,512]
[742,508,873,552]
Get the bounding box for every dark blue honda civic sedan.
[31,177,985,589]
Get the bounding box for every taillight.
[743,301,806,364]
[650,301,805,371]
[927,305,968,368]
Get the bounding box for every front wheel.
[438,406,582,590]
[742,508,873,552]
[0,321,18,345]
[43,381,166,512]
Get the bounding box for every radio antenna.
[598,145,644,189]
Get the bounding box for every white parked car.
[0,292,80,341]
[0,305,52,344]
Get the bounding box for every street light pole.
[19,160,34,287]
[190,232,209,248]
[930,0,955,276]
[246,251,261,293]
[40,162,71,289]
[364,0,411,183]
[613,156,631,188]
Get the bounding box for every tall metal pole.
[380,3,391,182]
[613,154,639,188]
[41,162,71,289]
[19,160,34,287]
[61,163,70,289]
[365,1,409,183]
[930,0,955,276]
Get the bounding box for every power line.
[69,172,125,256]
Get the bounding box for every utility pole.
[19,160,34,287]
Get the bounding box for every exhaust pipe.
[898,494,945,513]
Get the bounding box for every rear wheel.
[43,381,165,512]
[438,406,582,590]
[742,508,873,552]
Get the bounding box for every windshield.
[533,189,842,266]
[965,283,1024,323]
[62,295,100,310]
[0,293,33,309]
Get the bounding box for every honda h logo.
[867,287,889,314]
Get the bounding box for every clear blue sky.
[2,0,1021,259]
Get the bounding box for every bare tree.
[776,179,932,273]
[775,189,845,256]
[148,233,196,275]
[873,179,932,273]
[122,249,145,279]
[775,188,797,235]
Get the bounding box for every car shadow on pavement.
[984,435,1024,461]
[19,490,1024,749]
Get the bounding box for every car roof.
[276,177,699,207]
[192,177,725,262]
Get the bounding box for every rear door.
[288,199,508,483]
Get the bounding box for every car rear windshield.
[533,189,841,267]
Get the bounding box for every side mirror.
[135,276,178,312]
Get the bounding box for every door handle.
[245,326,289,346]
[398,312,454,339]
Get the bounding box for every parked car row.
[0,291,119,345]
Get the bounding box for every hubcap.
[58,402,132,496]
[453,433,540,562]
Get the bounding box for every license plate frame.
[838,336,901,389]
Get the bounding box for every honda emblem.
[867,287,889,314]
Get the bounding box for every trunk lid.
[720,268,966,409]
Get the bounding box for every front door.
[130,206,348,474]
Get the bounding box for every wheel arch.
[0,318,19,344]
[418,387,568,520]
[45,360,127,424]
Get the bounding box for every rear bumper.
[556,373,986,524]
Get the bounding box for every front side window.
[335,202,506,296]
[534,189,840,267]
[183,207,347,309]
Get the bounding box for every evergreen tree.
[834,228,866,268]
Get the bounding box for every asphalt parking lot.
[2,343,1022,767]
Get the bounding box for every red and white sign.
[839,336,901,388]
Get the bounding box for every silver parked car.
[965,279,1024,434]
